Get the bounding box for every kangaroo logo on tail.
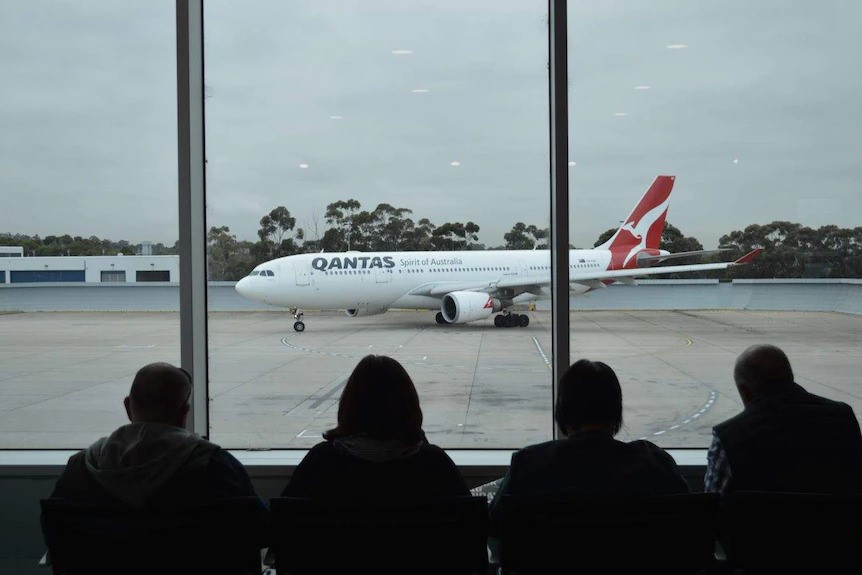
[600,175,675,270]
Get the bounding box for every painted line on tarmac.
[532,337,551,370]
[281,337,547,375]
[645,390,719,440]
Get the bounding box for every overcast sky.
[1,0,860,249]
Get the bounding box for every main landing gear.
[494,312,529,328]
[290,308,305,332]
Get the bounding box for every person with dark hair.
[489,359,688,533]
[705,344,862,494]
[282,355,468,499]
[47,362,257,506]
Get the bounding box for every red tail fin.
[600,175,675,269]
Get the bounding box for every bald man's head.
[124,362,192,427]
[733,344,794,406]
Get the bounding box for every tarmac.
[1,309,860,449]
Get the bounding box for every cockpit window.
[249,270,260,276]
[265,270,275,276]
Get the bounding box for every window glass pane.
[568,0,862,447]
[206,0,551,448]
[0,2,178,448]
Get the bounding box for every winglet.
[734,248,763,264]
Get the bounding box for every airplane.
[235,175,762,332]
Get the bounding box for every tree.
[257,206,303,259]
[371,203,415,251]
[718,221,862,279]
[505,222,548,250]
[430,221,480,251]
[401,218,436,251]
[207,226,237,280]
[324,199,362,251]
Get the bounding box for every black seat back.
[41,496,268,575]
[269,495,489,575]
[721,491,862,573]
[499,492,719,575]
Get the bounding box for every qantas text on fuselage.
[235,176,762,331]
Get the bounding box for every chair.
[269,495,489,575]
[720,490,862,574]
[498,492,719,575]
[40,496,268,575]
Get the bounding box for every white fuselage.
[235,249,613,311]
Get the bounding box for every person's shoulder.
[299,440,339,462]
[207,447,250,475]
[627,438,676,460]
[623,439,682,469]
[803,388,856,412]
[511,439,566,464]
[713,409,748,434]
[418,442,457,464]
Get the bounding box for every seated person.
[47,362,258,506]
[282,354,469,500]
[490,359,688,532]
[706,344,862,494]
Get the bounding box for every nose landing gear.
[494,312,529,328]
[290,308,305,332]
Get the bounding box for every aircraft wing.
[408,248,762,297]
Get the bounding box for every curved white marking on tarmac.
[641,390,718,440]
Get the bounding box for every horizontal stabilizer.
[734,248,764,264]
[637,248,730,264]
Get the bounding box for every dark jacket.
[713,382,862,493]
[282,439,469,500]
[49,422,257,505]
[490,431,689,533]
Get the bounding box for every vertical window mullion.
[549,0,570,440]
[176,0,209,437]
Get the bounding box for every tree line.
[4,200,861,281]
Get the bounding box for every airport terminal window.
[0,1,178,448]
[567,0,862,447]
[136,270,171,282]
[6,2,855,455]
[100,270,126,283]
[204,0,552,449]
[10,270,85,283]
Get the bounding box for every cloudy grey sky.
[1,0,860,249]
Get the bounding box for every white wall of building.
[0,255,179,283]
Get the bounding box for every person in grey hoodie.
[47,362,258,506]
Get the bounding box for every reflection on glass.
[0,2,178,448]
[205,1,552,448]
[568,0,862,447]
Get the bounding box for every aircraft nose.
[235,277,252,299]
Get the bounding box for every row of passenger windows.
[529,263,599,270]
[315,265,601,276]
[402,267,510,273]
[320,270,388,275]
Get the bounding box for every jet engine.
[345,307,388,317]
[441,291,504,324]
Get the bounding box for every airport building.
[0,252,179,284]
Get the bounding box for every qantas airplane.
[235,175,761,331]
